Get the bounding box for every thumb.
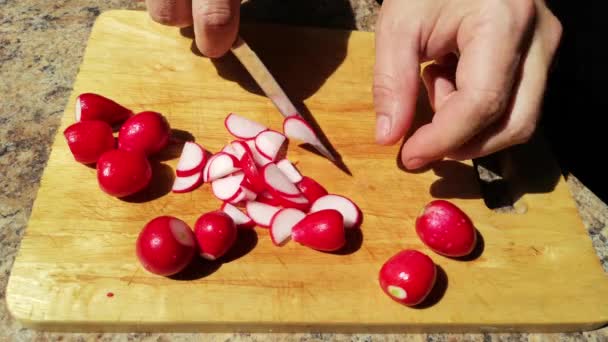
[193,0,240,58]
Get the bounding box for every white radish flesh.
[221,143,238,158]
[276,159,303,183]
[211,172,245,201]
[206,152,241,182]
[270,208,306,246]
[283,115,322,146]
[221,203,254,227]
[246,139,273,166]
[176,142,207,177]
[172,171,204,193]
[262,163,302,197]
[230,140,248,159]
[225,113,268,139]
[255,130,286,161]
[310,194,362,229]
[229,186,257,204]
[246,201,281,227]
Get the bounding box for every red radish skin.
[257,191,283,207]
[262,163,302,198]
[379,249,437,306]
[172,171,204,193]
[75,93,133,125]
[245,201,281,228]
[194,211,237,260]
[221,203,255,229]
[276,159,303,183]
[118,111,171,156]
[63,120,115,164]
[136,216,196,276]
[310,194,362,229]
[269,208,306,246]
[296,176,328,203]
[224,113,268,139]
[96,150,152,197]
[415,200,477,257]
[255,130,287,161]
[176,142,207,177]
[291,209,345,252]
[239,147,266,193]
[206,152,241,182]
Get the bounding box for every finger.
[373,1,421,145]
[421,62,456,112]
[145,0,193,27]
[192,0,240,58]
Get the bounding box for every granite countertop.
[1,0,607,340]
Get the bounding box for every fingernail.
[406,158,425,170]
[376,114,391,142]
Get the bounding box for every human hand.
[373,0,562,170]
[145,0,240,58]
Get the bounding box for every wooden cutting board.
[6,10,608,333]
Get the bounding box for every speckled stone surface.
[1,0,607,340]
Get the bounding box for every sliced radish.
[225,113,268,139]
[211,172,245,201]
[221,143,238,158]
[269,208,306,246]
[246,139,273,167]
[283,115,322,146]
[206,152,241,182]
[278,193,310,212]
[246,201,281,228]
[257,191,283,207]
[310,194,362,229]
[230,140,248,159]
[255,130,287,161]
[276,159,303,183]
[296,176,328,203]
[176,142,208,177]
[172,171,204,193]
[262,163,302,198]
[221,202,255,228]
[229,186,258,204]
[239,147,266,193]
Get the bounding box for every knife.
[230,36,338,163]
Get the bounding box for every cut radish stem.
[75,93,133,125]
[239,147,266,193]
[310,194,362,229]
[246,139,272,166]
[211,172,245,201]
[283,115,322,146]
[262,163,302,198]
[221,143,238,158]
[225,113,268,139]
[172,171,204,193]
[255,130,287,161]
[221,203,255,229]
[257,191,283,207]
[292,209,346,252]
[278,193,310,212]
[206,152,241,182]
[176,142,207,177]
[276,159,303,183]
[269,208,306,246]
[246,201,281,228]
[296,176,328,203]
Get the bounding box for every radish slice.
[176,142,207,177]
[221,202,254,228]
[310,194,362,229]
[262,163,302,198]
[172,171,204,193]
[246,201,281,228]
[239,147,266,193]
[257,191,283,206]
[229,186,258,204]
[206,152,241,182]
[276,159,303,183]
[270,208,306,246]
[255,130,287,161]
[230,140,248,159]
[283,115,322,146]
[225,113,268,139]
[221,143,238,158]
[246,139,273,167]
[211,172,245,201]
[279,194,310,212]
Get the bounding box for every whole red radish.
[96,149,152,197]
[415,200,477,257]
[292,209,345,252]
[63,120,115,164]
[194,211,237,260]
[136,216,196,276]
[75,93,133,125]
[379,249,437,306]
[296,176,328,203]
[118,111,171,156]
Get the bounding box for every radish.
[224,113,267,139]
[246,139,273,166]
[221,202,254,228]
[118,111,171,156]
[176,141,207,177]
[255,130,287,161]
[229,140,248,159]
[221,143,238,158]
[211,171,246,201]
[276,159,303,183]
[194,211,237,260]
[379,249,437,306]
[206,152,241,182]
[278,193,310,212]
[269,208,306,246]
[228,186,258,204]
[262,163,302,198]
[75,93,133,125]
[257,191,283,207]
[296,176,328,203]
[245,201,281,228]
[238,146,266,193]
[283,115,323,147]
[136,216,196,276]
[291,209,345,252]
[96,150,152,197]
[63,120,115,164]
[172,171,204,193]
[415,200,477,257]
[310,194,362,229]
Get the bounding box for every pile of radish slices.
[171,113,362,251]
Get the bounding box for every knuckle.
[372,73,398,101]
[195,1,234,29]
[469,89,506,121]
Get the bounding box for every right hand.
[145,0,241,58]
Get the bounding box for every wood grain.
[6,10,608,333]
